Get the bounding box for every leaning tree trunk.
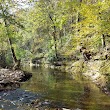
[4,20,20,70]
[1,4,20,70]
[8,38,21,70]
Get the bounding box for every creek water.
[0,66,110,110]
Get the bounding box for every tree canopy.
[0,0,110,67]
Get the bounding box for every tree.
[0,0,24,69]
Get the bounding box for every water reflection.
[21,66,110,110]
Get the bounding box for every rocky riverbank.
[0,68,32,91]
[67,60,110,95]
[82,61,110,95]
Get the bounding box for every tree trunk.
[59,30,63,47]
[75,11,80,47]
[1,3,20,70]
[101,34,106,48]
[48,14,58,59]
[8,38,17,62]
[53,26,58,59]
[4,20,20,70]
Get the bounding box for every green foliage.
[1,0,110,65]
[5,52,13,65]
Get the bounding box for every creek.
[0,66,110,110]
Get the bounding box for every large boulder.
[0,68,32,91]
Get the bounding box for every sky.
[14,0,30,9]
[0,0,35,14]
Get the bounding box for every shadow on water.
[1,66,110,110]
